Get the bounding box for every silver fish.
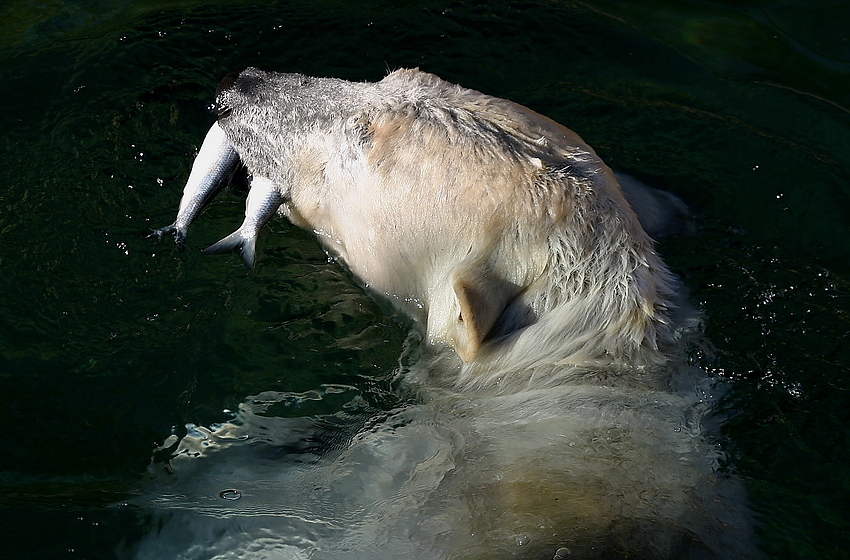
[202,175,284,268]
[149,122,239,249]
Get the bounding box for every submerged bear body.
[142,69,762,559]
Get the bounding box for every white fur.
[136,69,763,559]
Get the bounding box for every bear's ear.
[448,268,513,363]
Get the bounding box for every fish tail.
[204,230,257,268]
[147,224,187,250]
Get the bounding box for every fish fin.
[147,224,175,239]
[147,224,186,250]
[204,230,257,268]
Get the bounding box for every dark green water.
[1,0,848,558]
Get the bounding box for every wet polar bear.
[142,68,761,559]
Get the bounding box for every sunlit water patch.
[128,325,763,560]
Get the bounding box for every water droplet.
[219,489,242,500]
[516,534,530,546]
[553,547,571,558]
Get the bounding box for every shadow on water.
[0,1,848,558]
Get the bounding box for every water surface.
[1,1,848,558]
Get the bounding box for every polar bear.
[143,68,761,560]
[154,68,680,372]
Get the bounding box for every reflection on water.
[131,350,762,559]
[0,1,849,559]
